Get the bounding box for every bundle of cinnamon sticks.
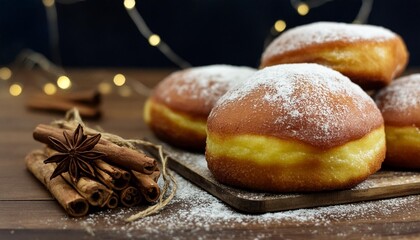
[25,123,162,217]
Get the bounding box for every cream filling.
[318,44,390,74]
[206,127,385,181]
[385,125,420,148]
[144,99,207,136]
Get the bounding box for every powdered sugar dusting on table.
[262,22,396,59]
[62,146,420,238]
[212,63,377,146]
[73,171,418,238]
[157,65,255,107]
[375,74,420,113]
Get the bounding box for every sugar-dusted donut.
[144,65,256,151]
[206,63,385,192]
[375,74,420,169]
[260,22,408,90]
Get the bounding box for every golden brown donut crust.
[260,22,408,90]
[208,64,384,149]
[375,74,420,127]
[152,65,256,119]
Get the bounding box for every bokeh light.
[297,3,310,16]
[0,67,12,80]
[113,74,126,86]
[9,84,23,96]
[43,83,57,95]
[274,20,287,32]
[124,0,136,10]
[148,34,161,46]
[57,75,72,89]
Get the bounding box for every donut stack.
[145,21,418,192]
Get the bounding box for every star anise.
[44,124,106,183]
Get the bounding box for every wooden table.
[1,69,419,239]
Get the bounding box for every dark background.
[1,0,419,68]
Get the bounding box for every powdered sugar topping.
[375,74,420,113]
[262,22,396,59]
[211,63,379,147]
[157,65,255,107]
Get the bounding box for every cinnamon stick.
[105,193,119,209]
[25,150,89,217]
[33,124,157,174]
[95,159,131,190]
[61,173,113,207]
[120,186,142,207]
[150,169,161,182]
[51,89,101,106]
[132,171,161,203]
[26,97,101,119]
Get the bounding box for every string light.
[9,84,23,97]
[5,0,374,99]
[297,3,310,15]
[41,0,372,72]
[353,0,374,24]
[124,0,136,10]
[57,75,71,89]
[43,83,57,95]
[148,34,161,46]
[0,67,12,80]
[113,74,126,86]
[123,0,191,68]
[274,20,287,33]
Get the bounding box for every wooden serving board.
[149,141,420,213]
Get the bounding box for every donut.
[144,65,256,151]
[375,74,420,169]
[206,63,385,192]
[260,22,408,90]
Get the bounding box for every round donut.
[375,74,420,169]
[206,63,385,192]
[144,65,256,151]
[260,22,408,90]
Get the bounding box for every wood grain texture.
[0,69,419,239]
